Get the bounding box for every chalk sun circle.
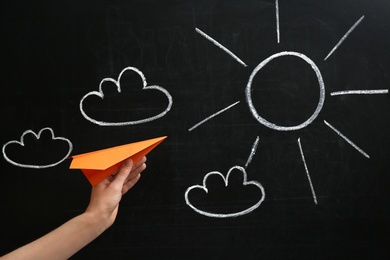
[245,51,325,131]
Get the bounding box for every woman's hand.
[85,156,147,228]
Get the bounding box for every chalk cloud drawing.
[188,1,388,207]
[80,66,173,126]
[185,136,265,218]
[2,127,73,169]
[185,165,265,218]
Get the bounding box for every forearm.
[2,212,112,260]
[2,157,143,259]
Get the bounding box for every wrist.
[82,210,113,235]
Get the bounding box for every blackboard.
[1,0,389,258]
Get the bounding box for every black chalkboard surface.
[1,0,389,258]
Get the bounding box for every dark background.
[1,0,389,258]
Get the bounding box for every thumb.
[111,158,133,188]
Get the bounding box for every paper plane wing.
[70,136,167,186]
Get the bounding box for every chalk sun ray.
[195,28,248,67]
[245,136,260,168]
[188,101,241,132]
[324,15,365,61]
[298,138,318,205]
[324,120,370,158]
[330,89,389,96]
[275,0,280,43]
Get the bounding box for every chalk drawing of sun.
[185,0,389,217]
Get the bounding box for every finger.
[96,171,114,186]
[131,162,147,176]
[122,173,141,194]
[105,175,114,184]
[125,162,146,183]
[130,162,143,174]
[128,157,146,176]
[111,158,133,189]
[107,157,145,184]
[132,156,147,171]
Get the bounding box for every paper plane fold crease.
[70,136,167,186]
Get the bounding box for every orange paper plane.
[70,136,167,186]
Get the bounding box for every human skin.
[1,156,147,260]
